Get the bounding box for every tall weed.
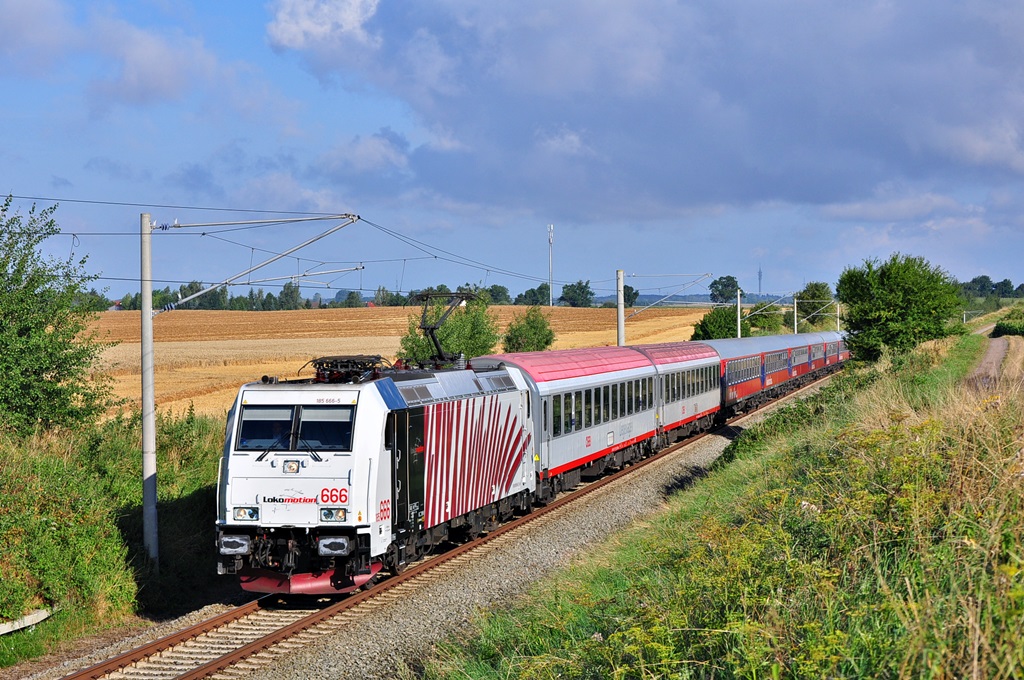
[424,334,1023,678]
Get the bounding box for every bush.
[502,307,555,353]
[0,197,114,436]
[691,305,750,340]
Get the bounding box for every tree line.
[0,194,1004,436]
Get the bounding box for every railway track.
[60,375,833,680]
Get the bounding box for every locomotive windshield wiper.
[255,431,292,461]
[296,437,324,462]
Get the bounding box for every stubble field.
[91,306,708,416]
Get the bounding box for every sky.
[3,0,1024,304]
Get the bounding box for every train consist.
[216,331,849,595]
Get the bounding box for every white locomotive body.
[216,357,535,595]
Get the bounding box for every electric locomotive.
[215,356,535,594]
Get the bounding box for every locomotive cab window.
[236,404,355,452]
[237,405,294,451]
[297,405,354,451]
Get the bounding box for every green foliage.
[514,283,550,306]
[993,320,1024,337]
[399,299,499,363]
[426,335,1019,679]
[502,307,555,353]
[623,284,640,307]
[374,285,408,306]
[795,281,835,322]
[278,281,303,310]
[836,252,963,360]
[708,275,740,303]
[747,303,783,332]
[486,284,512,305]
[558,280,594,308]
[0,197,114,437]
[691,305,751,340]
[0,408,227,667]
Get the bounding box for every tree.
[836,253,962,360]
[503,306,556,353]
[691,305,750,340]
[487,284,512,305]
[74,287,111,311]
[795,281,835,326]
[0,197,113,436]
[279,281,303,310]
[747,303,783,333]
[342,291,364,307]
[514,283,550,306]
[373,286,407,306]
[399,298,499,363]
[558,280,594,308]
[994,278,1015,298]
[623,284,640,307]
[709,275,740,303]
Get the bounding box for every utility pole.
[793,297,798,334]
[548,224,554,306]
[758,265,762,297]
[736,287,742,338]
[140,214,159,570]
[138,211,358,571]
[616,269,625,346]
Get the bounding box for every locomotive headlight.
[233,506,259,521]
[320,507,346,522]
[283,460,300,474]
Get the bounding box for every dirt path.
[968,335,1008,391]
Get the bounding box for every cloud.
[316,128,412,183]
[267,0,381,50]
[822,191,964,222]
[164,163,224,199]
[86,16,220,110]
[84,157,153,183]
[263,1,1024,225]
[0,0,77,75]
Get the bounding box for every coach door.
[385,410,426,533]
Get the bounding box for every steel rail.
[59,369,838,680]
[60,598,265,680]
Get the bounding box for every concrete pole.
[547,224,554,306]
[793,297,798,334]
[616,269,625,346]
[736,287,742,338]
[140,213,159,569]
[836,301,841,331]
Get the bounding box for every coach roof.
[473,346,652,383]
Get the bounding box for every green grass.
[0,406,230,668]
[421,334,1023,678]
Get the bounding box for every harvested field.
[91,306,708,416]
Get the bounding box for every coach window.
[584,389,593,428]
[602,385,610,422]
[543,397,549,436]
[552,395,561,437]
[562,393,571,434]
[572,391,582,431]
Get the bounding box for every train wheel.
[384,542,405,575]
